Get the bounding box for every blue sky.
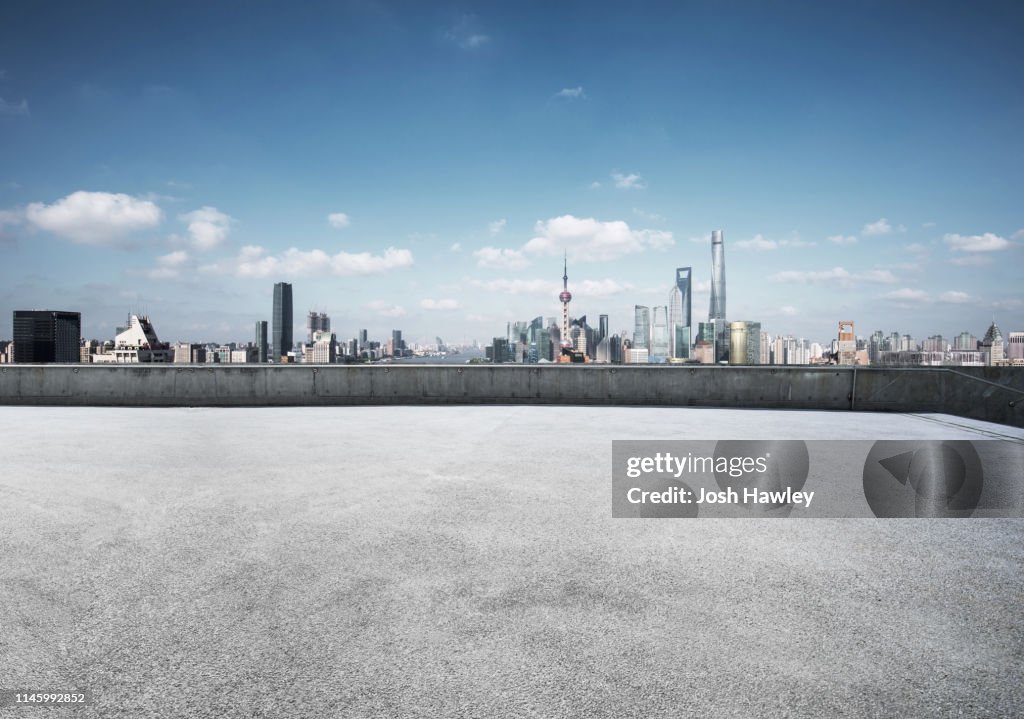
[1,0,1021,346]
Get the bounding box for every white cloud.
[488,218,506,235]
[922,221,936,228]
[327,212,350,229]
[556,86,586,99]
[736,234,777,251]
[474,246,529,270]
[612,172,646,190]
[445,16,490,49]
[943,232,1009,252]
[1012,229,1024,240]
[779,305,799,316]
[948,255,992,267]
[779,238,816,248]
[692,279,711,293]
[523,214,673,262]
[769,267,898,286]
[883,288,929,302]
[939,291,972,304]
[589,181,602,190]
[574,279,633,298]
[207,244,413,279]
[862,218,893,236]
[469,278,555,295]
[0,97,29,116]
[25,191,163,245]
[157,250,189,267]
[632,208,664,223]
[904,243,929,254]
[462,34,490,48]
[468,277,631,298]
[180,206,233,251]
[145,250,191,280]
[449,242,462,252]
[420,298,461,311]
[828,234,858,245]
[992,298,1023,311]
[367,300,406,318]
[0,208,22,226]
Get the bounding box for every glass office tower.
[633,305,651,350]
[12,310,81,363]
[669,266,692,358]
[272,282,293,363]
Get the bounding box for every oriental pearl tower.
[559,251,572,348]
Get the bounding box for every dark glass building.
[255,320,268,363]
[13,310,81,363]
[272,282,293,362]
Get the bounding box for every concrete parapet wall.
[0,364,1021,427]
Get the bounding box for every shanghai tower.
[708,230,726,321]
[708,230,728,362]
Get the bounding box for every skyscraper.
[708,232,726,321]
[708,231,727,362]
[599,314,609,342]
[559,253,572,348]
[633,306,651,350]
[669,266,692,358]
[255,320,268,363]
[306,311,330,343]
[272,282,293,363]
[12,310,81,363]
[651,306,670,357]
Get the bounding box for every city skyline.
[1,2,1022,344]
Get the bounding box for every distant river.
[388,349,486,364]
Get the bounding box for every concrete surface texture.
[1,406,1022,718]
[1,364,1023,428]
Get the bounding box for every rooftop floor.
[1,407,1022,718]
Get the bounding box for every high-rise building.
[1008,332,1024,361]
[599,314,609,342]
[307,311,330,343]
[981,320,1004,365]
[726,321,761,365]
[837,321,857,365]
[307,330,338,364]
[490,337,509,363]
[91,315,173,363]
[12,310,81,363]
[668,267,692,359]
[272,282,293,363]
[255,320,268,363]
[651,306,670,357]
[633,305,651,350]
[954,331,978,351]
[708,231,728,362]
[708,231,726,321]
[674,325,691,360]
[728,322,749,366]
